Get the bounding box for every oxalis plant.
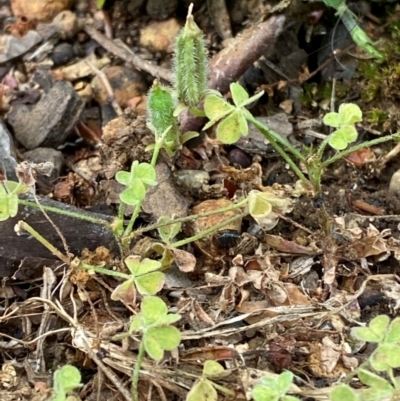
[252,371,299,401]
[113,296,182,401]
[330,315,400,401]
[50,365,82,401]
[203,86,399,195]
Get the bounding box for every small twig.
[276,212,314,235]
[85,60,123,116]
[83,25,173,82]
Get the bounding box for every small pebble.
[175,170,209,190]
[228,147,251,168]
[51,42,74,66]
[139,18,181,53]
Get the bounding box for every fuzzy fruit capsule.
[174,6,207,107]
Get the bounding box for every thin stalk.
[129,197,249,240]
[18,221,70,265]
[247,115,310,185]
[248,114,306,162]
[123,201,143,239]
[78,262,130,280]
[388,368,397,389]
[316,135,331,160]
[322,133,400,168]
[171,211,248,248]
[118,201,125,222]
[18,199,111,228]
[132,339,146,401]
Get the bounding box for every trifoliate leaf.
[53,365,82,395]
[125,256,162,276]
[328,125,358,150]
[187,379,218,401]
[277,371,294,395]
[203,360,225,377]
[147,326,181,351]
[141,296,168,326]
[352,315,389,343]
[384,317,400,344]
[135,271,165,295]
[358,368,393,390]
[252,384,279,401]
[330,385,358,401]
[203,95,234,125]
[216,110,248,144]
[371,343,400,371]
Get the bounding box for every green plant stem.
[118,201,125,223]
[316,135,331,161]
[18,199,111,228]
[388,368,397,389]
[123,201,144,239]
[78,261,130,280]
[132,339,146,401]
[322,132,400,168]
[171,211,248,248]
[247,115,310,185]
[18,221,70,265]
[248,115,306,162]
[129,197,249,240]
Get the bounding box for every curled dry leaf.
[170,248,196,272]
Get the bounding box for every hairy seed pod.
[174,5,207,107]
[147,80,180,151]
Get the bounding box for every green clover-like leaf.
[53,365,82,396]
[187,379,218,401]
[141,295,168,325]
[231,82,249,106]
[216,110,248,144]
[338,103,362,125]
[203,360,225,378]
[384,317,400,344]
[328,125,358,150]
[157,217,182,243]
[134,162,157,185]
[230,82,264,108]
[125,256,162,276]
[323,112,340,128]
[370,343,400,371]
[135,271,165,295]
[143,325,181,361]
[119,183,146,206]
[330,385,358,401]
[252,384,279,401]
[277,371,294,396]
[115,170,132,186]
[352,315,390,343]
[0,181,28,221]
[116,161,157,205]
[357,368,393,390]
[203,95,234,129]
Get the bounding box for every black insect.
[213,230,241,249]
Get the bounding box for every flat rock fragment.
[0,195,118,278]
[0,121,18,180]
[8,81,84,150]
[142,163,189,221]
[0,30,42,63]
